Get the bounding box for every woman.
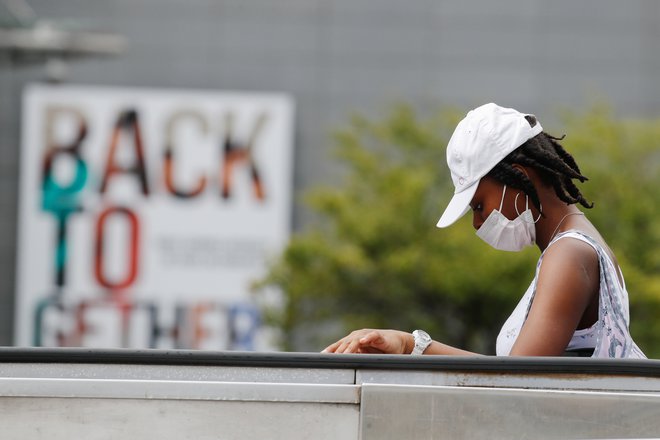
[323,103,646,358]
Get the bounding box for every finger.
[360,331,385,348]
[344,337,362,353]
[322,335,352,353]
[322,330,371,354]
[321,341,340,353]
[335,339,353,354]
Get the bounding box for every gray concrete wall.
[1,0,659,345]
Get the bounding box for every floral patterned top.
[496,230,646,358]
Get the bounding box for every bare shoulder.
[535,234,600,308]
[540,235,599,275]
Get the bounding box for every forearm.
[425,341,482,356]
[404,332,482,356]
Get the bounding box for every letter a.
[100,110,150,195]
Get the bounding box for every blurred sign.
[15,84,294,349]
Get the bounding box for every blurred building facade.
[1,0,659,345]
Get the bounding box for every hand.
[321,329,413,354]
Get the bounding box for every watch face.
[412,330,432,354]
[414,330,431,343]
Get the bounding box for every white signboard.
[15,84,294,350]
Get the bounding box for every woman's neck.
[534,199,584,251]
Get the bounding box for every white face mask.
[476,185,538,252]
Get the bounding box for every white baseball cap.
[436,103,543,228]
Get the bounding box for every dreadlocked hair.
[487,115,594,214]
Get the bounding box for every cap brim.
[436,181,479,228]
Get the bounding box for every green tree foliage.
[257,105,660,357]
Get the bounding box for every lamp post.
[1,0,128,81]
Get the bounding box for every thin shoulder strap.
[548,229,596,251]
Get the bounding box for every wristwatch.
[411,330,432,355]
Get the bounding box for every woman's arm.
[322,328,480,355]
[509,238,599,356]
[423,340,481,356]
[323,238,599,357]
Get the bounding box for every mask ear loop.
[514,192,542,223]
[498,185,507,212]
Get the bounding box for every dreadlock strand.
[549,178,574,205]
[564,179,594,208]
[547,136,588,181]
[524,139,586,181]
[486,130,593,210]
[508,151,568,183]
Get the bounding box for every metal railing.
[1,348,659,439]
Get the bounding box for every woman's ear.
[511,164,530,179]
[513,164,548,189]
